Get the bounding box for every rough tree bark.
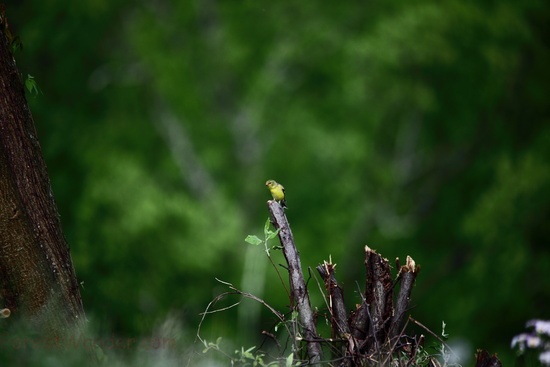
[267,200,322,365]
[348,246,395,352]
[0,11,85,338]
[317,246,420,364]
[390,255,419,339]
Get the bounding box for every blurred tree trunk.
[0,13,85,337]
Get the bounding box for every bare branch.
[317,261,352,367]
[267,200,322,365]
[316,261,349,337]
[350,245,393,355]
[196,278,289,344]
[391,255,420,338]
[409,316,459,361]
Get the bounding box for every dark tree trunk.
[0,13,85,337]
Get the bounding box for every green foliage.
[202,337,297,367]
[24,74,40,95]
[10,35,23,53]
[245,218,280,255]
[5,0,550,364]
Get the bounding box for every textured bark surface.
[317,261,352,367]
[0,20,85,336]
[390,255,419,338]
[267,200,322,365]
[364,245,393,349]
[475,349,502,367]
[317,261,349,338]
[349,246,393,345]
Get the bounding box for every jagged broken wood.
[319,246,419,358]
[391,255,419,339]
[317,261,352,367]
[317,261,349,338]
[265,203,499,366]
[267,200,322,365]
[475,349,502,367]
[348,245,394,354]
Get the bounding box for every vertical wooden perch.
[267,200,322,365]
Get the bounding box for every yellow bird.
[265,179,287,208]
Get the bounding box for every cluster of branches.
[198,200,503,366]
[196,202,505,367]
[263,201,500,366]
[198,201,504,366]
[268,201,422,366]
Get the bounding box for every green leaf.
[441,320,448,338]
[263,218,272,236]
[25,74,40,95]
[245,235,263,246]
[265,228,280,241]
[10,36,23,53]
[285,353,294,367]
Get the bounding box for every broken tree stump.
[319,245,420,361]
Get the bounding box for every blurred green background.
[6,0,550,364]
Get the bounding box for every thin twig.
[409,316,459,361]
[405,334,422,367]
[196,279,290,344]
[381,316,412,366]
[266,246,291,300]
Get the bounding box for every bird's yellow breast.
[269,186,285,201]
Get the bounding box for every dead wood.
[349,246,394,354]
[390,255,420,339]
[475,349,502,367]
[267,200,322,365]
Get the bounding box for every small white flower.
[511,333,542,351]
[539,351,550,366]
[527,320,550,336]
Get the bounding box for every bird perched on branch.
[265,179,287,209]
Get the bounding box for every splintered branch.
[317,261,352,367]
[317,261,349,337]
[350,245,394,354]
[267,200,322,365]
[390,255,420,338]
[475,349,502,367]
[261,203,501,366]
[365,245,393,350]
[201,213,503,366]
